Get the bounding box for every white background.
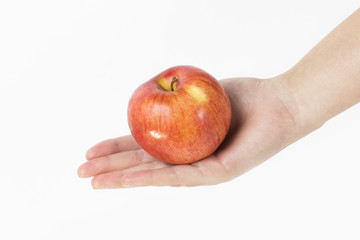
[1,1,359,239]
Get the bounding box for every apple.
[127,65,231,164]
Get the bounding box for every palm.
[78,78,297,188]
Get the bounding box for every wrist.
[270,72,325,138]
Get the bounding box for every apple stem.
[171,77,179,91]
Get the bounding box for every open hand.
[78,77,299,188]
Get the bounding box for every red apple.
[127,65,231,164]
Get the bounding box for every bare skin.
[78,9,360,188]
[78,77,298,188]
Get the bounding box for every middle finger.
[78,149,155,178]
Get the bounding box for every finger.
[114,160,170,175]
[91,161,167,189]
[86,135,140,160]
[78,149,154,178]
[119,165,206,187]
[120,155,236,187]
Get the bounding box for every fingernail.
[91,178,101,189]
[77,166,86,178]
[86,149,94,159]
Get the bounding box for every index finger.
[86,135,140,160]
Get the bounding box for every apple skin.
[127,65,231,164]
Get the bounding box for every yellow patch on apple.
[185,85,207,103]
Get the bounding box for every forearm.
[278,9,360,134]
